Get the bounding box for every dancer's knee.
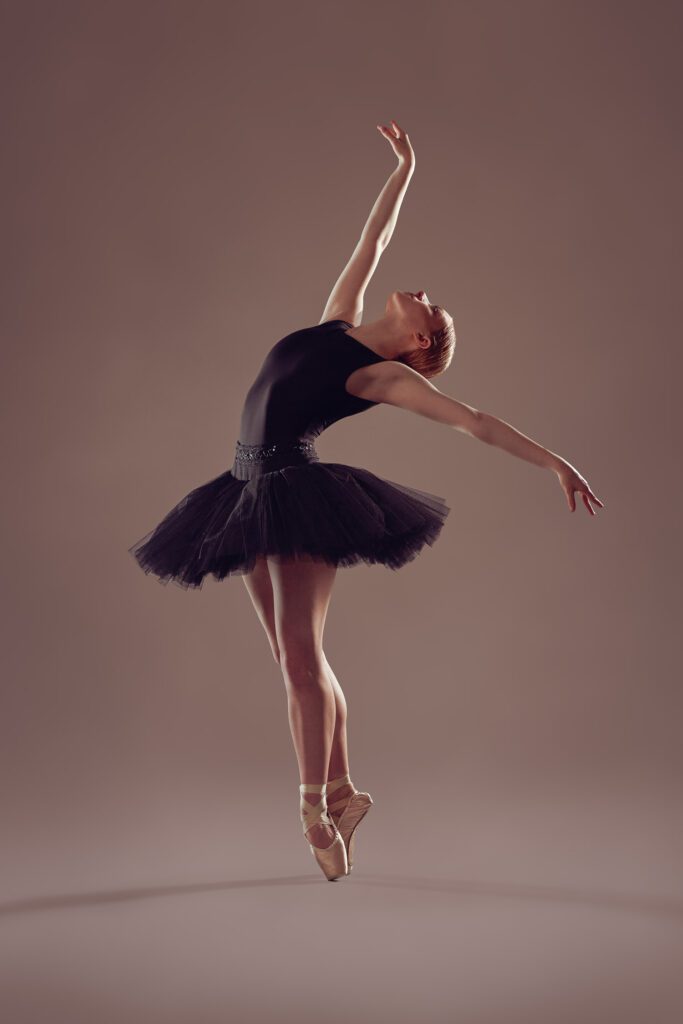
[279,638,325,687]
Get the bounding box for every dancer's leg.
[322,657,348,778]
[267,554,338,849]
[242,559,355,824]
[241,556,281,664]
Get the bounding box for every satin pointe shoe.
[326,773,373,873]
[299,782,348,881]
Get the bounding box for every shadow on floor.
[2,873,682,920]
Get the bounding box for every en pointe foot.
[299,782,348,881]
[325,774,373,872]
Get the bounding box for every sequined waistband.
[234,439,317,462]
[231,438,319,480]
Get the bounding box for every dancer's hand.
[376,119,415,168]
[555,460,604,515]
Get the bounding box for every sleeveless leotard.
[236,319,386,445]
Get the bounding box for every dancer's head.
[385,290,455,378]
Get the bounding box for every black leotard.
[236,319,387,445]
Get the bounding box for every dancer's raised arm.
[319,120,415,327]
[367,363,604,516]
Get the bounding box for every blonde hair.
[399,318,456,379]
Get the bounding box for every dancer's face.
[387,290,448,346]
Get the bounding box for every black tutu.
[128,439,450,590]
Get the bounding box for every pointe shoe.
[326,773,373,873]
[299,782,348,881]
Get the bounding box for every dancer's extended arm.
[369,363,604,516]
[319,120,415,326]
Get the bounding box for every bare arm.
[361,157,414,250]
[366,363,604,515]
[319,121,415,325]
[375,365,561,468]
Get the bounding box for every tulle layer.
[128,461,450,590]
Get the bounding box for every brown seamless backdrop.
[1,1,681,1022]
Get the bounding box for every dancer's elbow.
[377,368,485,438]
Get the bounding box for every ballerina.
[129,119,603,881]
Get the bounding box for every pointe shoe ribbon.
[299,782,348,881]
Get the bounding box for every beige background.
[2,1,682,1021]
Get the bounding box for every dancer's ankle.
[300,784,337,850]
[326,773,358,821]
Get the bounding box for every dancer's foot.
[299,782,348,881]
[326,773,373,872]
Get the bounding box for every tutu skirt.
[128,438,450,590]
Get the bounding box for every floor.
[2,788,682,1023]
